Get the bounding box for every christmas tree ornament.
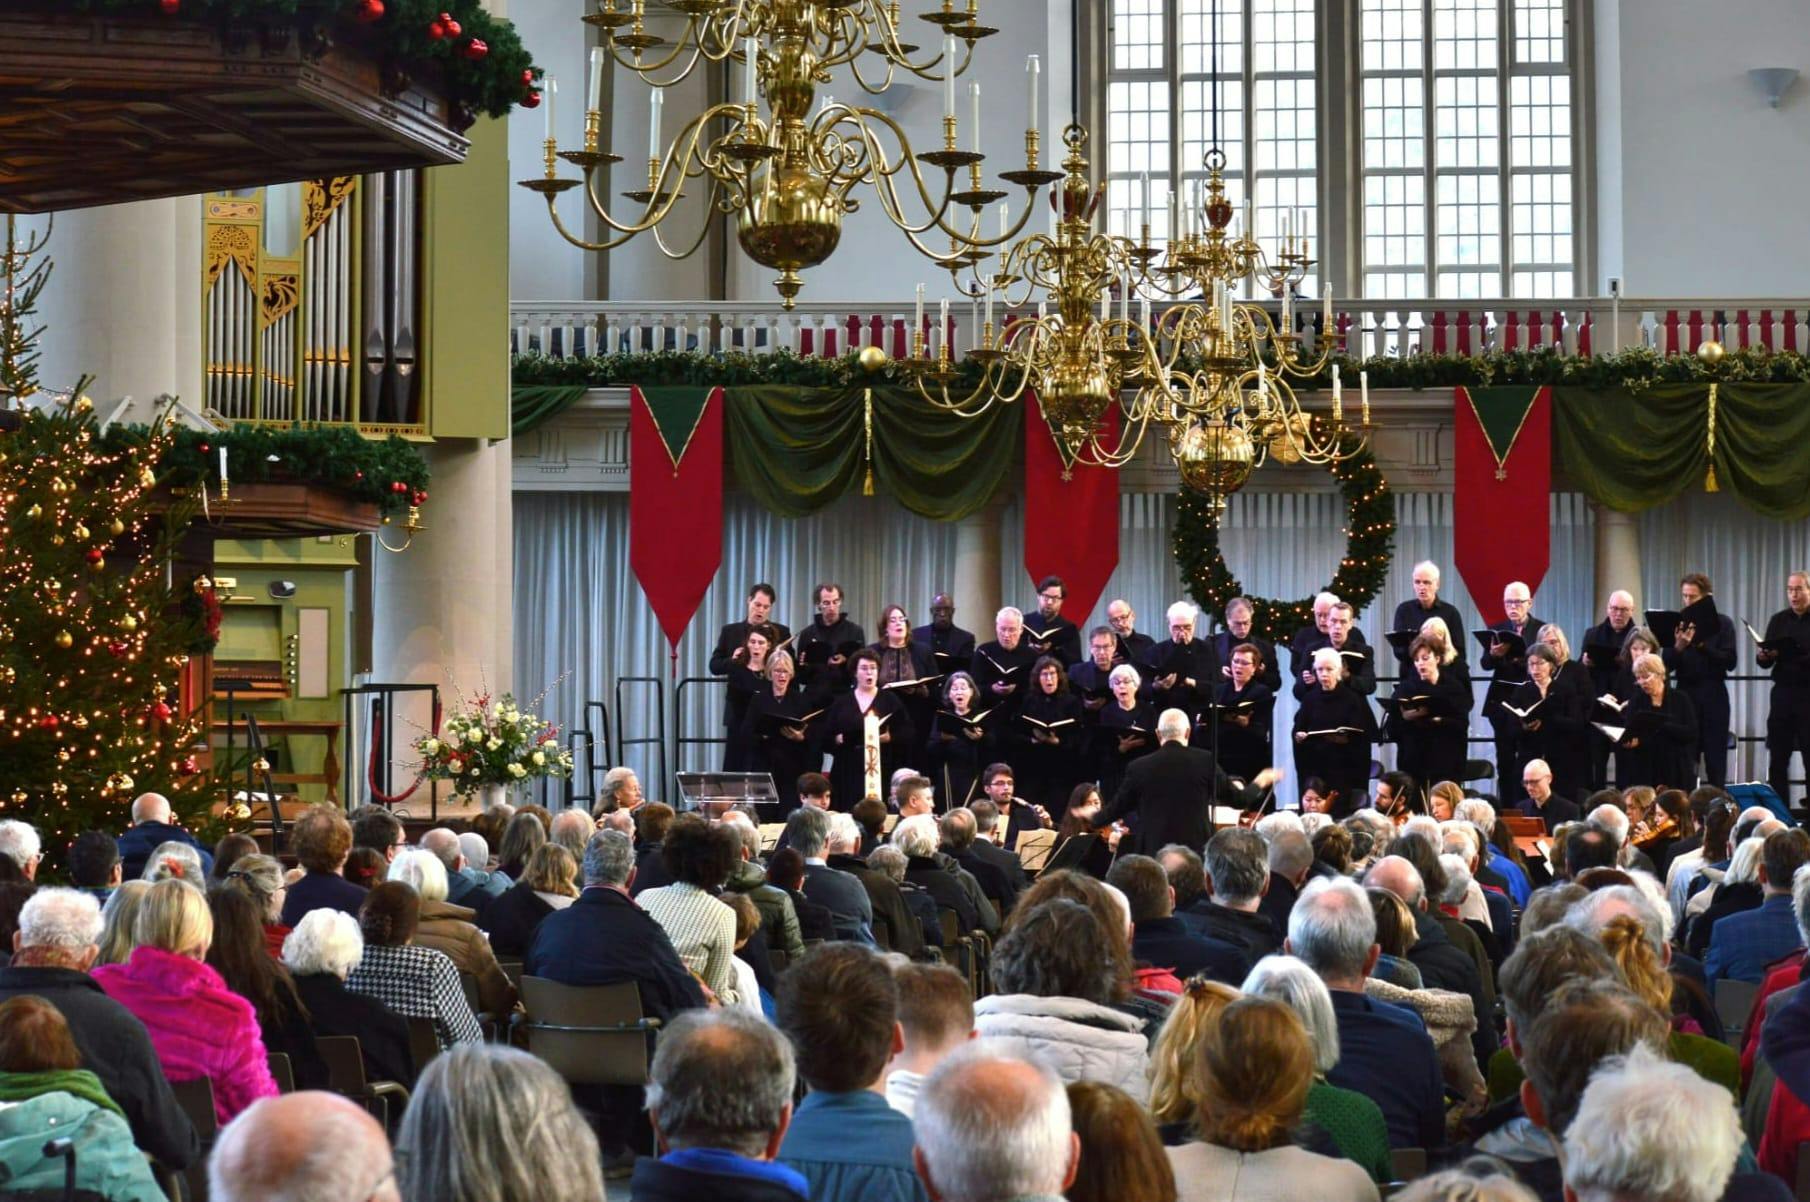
[354,0,384,21]
[53,630,72,648]
[38,714,58,728]
[72,523,89,540]
[120,614,139,632]
[441,12,462,37]
[463,37,488,60]
[428,16,447,38]
[23,504,40,519]
[109,519,125,535]
[138,467,155,487]
[151,701,173,721]
[159,0,179,13]
[85,547,104,564]
[522,89,542,108]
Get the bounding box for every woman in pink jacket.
[93,877,278,1125]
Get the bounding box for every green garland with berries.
[1173,422,1397,643]
[29,0,543,120]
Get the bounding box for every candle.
[1140,295,1151,336]
[1323,290,1333,329]
[589,48,605,113]
[1281,290,1292,334]
[939,297,950,357]
[915,284,925,351]
[998,201,1008,242]
[1258,365,1268,401]
[218,446,228,484]
[742,39,757,108]
[970,82,982,153]
[1139,170,1150,233]
[944,35,958,120]
[1359,369,1370,425]
[1282,207,1291,250]
[1167,193,1178,244]
[984,278,994,335]
[1120,269,1130,324]
[1026,54,1040,134]
[1100,283,1111,324]
[647,87,662,162]
[1331,364,1343,423]
[545,73,557,144]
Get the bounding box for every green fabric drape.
[722,384,1020,520]
[511,385,590,437]
[1553,384,1810,520]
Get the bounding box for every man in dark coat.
[911,592,976,675]
[115,791,213,881]
[1093,708,1279,855]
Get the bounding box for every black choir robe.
[1292,638,1377,701]
[1580,618,1637,698]
[1612,687,1699,791]
[721,662,766,770]
[820,689,914,810]
[928,704,997,811]
[1211,630,1283,693]
[1113,630,1157,668]
[1507,662,1592,801]
[1141,637,1220,716]
[1288,623,1328,683]
[1390,598,1467,671]
[1094,741,1268,856]
[1208,678,1275,783]
[1012,687,1087,819]
[795,615,867,698]
[972,639,1040,714]
[709,620,791,745]
[1481,616,1546,720]
[1292,684,1379,820]
[1022,614,1083,666]
[1097,699,1158,804]
[1663,613,1737,782]
[1386,669,1472,791]
[911,621,977,676]
[869,640,938,762]
[1067,661,1119,715]
[739,683,819,813]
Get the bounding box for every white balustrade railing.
[510,296,1810,364]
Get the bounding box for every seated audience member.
[593,765,645,818]
[93,878,278,1124]
[210,1091,401,1202]
[639,815,743,1006]
[94,880,151,967]
[940,808,1017,917]
[388,847,516,1016]
[975,897,1151,1100]
[968,800,1032,891]
[1707,827,1810,983]
[912,1046,1081,1202]
[67,830,123,902]
[1685,835,1764,961]
[868,845,943,950]
[344,881,482,1050]
[478,843,580,957]
[896,813,982,935]
[116,792,212,881]
[526,830,706,1021]
[853,797,890,856]
[497,810,551,884]
[349,808,406,865]
[1194,829,1283,960]
[282,908,415,1088]
[1361,889,1486,1113]
[722,893,765,1011]
[775,943,924,1202]
[217,853,291,958]
[206,885,326,1091]
[1284,877,1444,1150]
[767,847,838,943]
[453,831,510,900]
[1065,1080,1178,1202]
[1365,886,1424,989]
[1365,849,1493,1068]
[1312,824,1356,877]
[884,962,975,1117]
[0,993,169,1200]
[0,880,37,964]
[343,846,387,890]
[1149,979,1240,1140]
[204,833,252,877]
[1243,955,1394,1183]
[1393,1161,1539,1202]
[140,840,205,886]
[829,813,927,957]
[1258,829,1315,938]
[0,820,39,881]
[280,806,369,926]
[633,1009,808,1202]
[630,803,677,895]
[0,888,198,1168]
[722,814,806,966]
[1108,854,1249,984]
[1167,996,1380,1202]
[396,1043,605,1202]
[1563,1045,1749,1202]
[420,827,486,912]
[789,806,875,945]
[551,808,597,858]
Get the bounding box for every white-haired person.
[972,605,1037,706]
[282,908,415,1088]
[912,1043,1081,1202]
[141,840,206,887]
[591,765,645,818]
[1288,591,1343,682]
[1684,834,1764,961]
[1292,647,1378,820]
[209,1091,401,1202]
[1391,562,1465,677]
[1094,709,1280,858]
[1146,600,1217,716]
[1612,652,1699,791]
[1455,796,1533,907]
[1096,662,1157,802]
[1391,1160,1537,1202]
[895,812,984,935]
[388,848,516,1016]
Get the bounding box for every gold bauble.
[72,524,89,541]
[138,468,155,488]
[53,630,73,648]
[109,519,125,536]
[120,614,139,632]
[856,345,888,374]
[74,395,92,413]
[88,556,105,572]
[23,504,40,520]
[1697,339,1726,366]
[1175,421,1257,499]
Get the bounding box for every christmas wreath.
[1173,424,1396,644]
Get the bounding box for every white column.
[1593,502,1642,612]
[953,497,1006,627]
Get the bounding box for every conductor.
[1093,708,1281,856]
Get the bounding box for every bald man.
[209,1092,399,1202]
[1483,581,1546,802]
[1581,590,1638,789]
[116,792,213,881]
[913,592,976,674]
[1093,708,1280,855]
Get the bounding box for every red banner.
[1023,395,1119,628]
[1454,385,1551,624]
[630,386,724,655]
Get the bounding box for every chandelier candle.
[944,35,958,119]
[1026,54,1040,142]
[589,48,604,113]
[1331,364,1343,424]
[970,83,982,153]
[545,74,556,145]
[742,39,757,108]
[647,88,662,167]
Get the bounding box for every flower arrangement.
[415,692,571,789]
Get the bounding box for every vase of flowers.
[415,691,571,806]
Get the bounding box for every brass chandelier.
[518,0,1064,307]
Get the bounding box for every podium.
[675,772,780,819]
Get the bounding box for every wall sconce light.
[1750,67,1800,109]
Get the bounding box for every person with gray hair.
[1391,1159,1538,1202]
[1563,1045,1746,1202]
[722,811,806,966]
[396,1043,604,1202]
[788,806,875,946]
[630,1008,805,1200]
[1285,876,1444,1150]
[1093,707,1280,856]
[592,765,645,817]
[280,908,414,1088]
[434,827,504,907]
[210,1091,400,1202]
[1257,827,1316,939]
[912,1042,1079,1202]
[140,839,205,887]
[551,808,597,858]
[389,847,516,1016]
[1192,827,1280,959]
[0,887,200,1168]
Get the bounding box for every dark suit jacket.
[912,623,977,673]
[826,852,923,957]
[1131,916,1249,985]
[1256,872,1301,942]
[905,855,981,933]
[948,845,1018,917]
[1179,898,1282,961]
[802,862,875,944]
[1094,740,1258,855]
[295,971,416,1088]
[524,886,706,1023]
[476,880,557,958]
[279,869,369,928]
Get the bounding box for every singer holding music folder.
[1384,635,1472,791]
[1012,656,1086,820]
[823,649,914,809]
[1092,708,1280,856]
[1504,643,1590,801]
[740,648,819,814]
[1607,653,1698,791]
[1097,664,1157,803]
[1292,648,1379,820]
[972,608,1041,717]
[1761,572,1810,806]
[928,672,995,811]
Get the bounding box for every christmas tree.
[0,219,209,862]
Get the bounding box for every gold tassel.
[1705,463,1719,492]
[864,467,875,496]
[1704,383,1720,492]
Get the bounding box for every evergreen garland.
[1173,425,1397,643]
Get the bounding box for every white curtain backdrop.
[515,485,1797,805]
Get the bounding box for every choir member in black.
[1293,602,1375,700]
[1211,642,1275,784]
[709,583,791,767]
[1055,784,1120,879]
[821,649,914,809]
[795,581,866,699]
[739,649,817,814]
[928,672,995,811]
[1287,591,1340,681]
[1068,628,1121,717]
[1480,580,1546,801]
[1292,647,1379,820]
[1210,596,1282,693]
[1023,575,1083,666]
[1097,663,1157,804]
[1662,573,1738,788]
[1608,627,1661,707]
[1762,572,1810,806]
[1611,653,1699,791]
[979,764,1053,851]
[1391,561,1467,676]
[1506,643,1590,802]
[912,592,976,676]
[870,603,938,762]
[973,607,1040,715]
[1387,635,1473,793]
[1143,601,1220,716]
[721,627,774,770]
[1106,599,1156,668]
[1013,656,1086,821]
[1392,615,1468,691]
[1579,590,1638,788]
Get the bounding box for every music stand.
[674,772,779,820]
[1016,829,1060,874]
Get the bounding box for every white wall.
[1605,0,1810,297]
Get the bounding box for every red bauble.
[159,0,180,13]
[85,547,104,564]
[198,443,210,454]
[428,18,447,39]
[441,12,461,37]
[521,69,536,86]
[391,481,406,494]
[107,642,128,657]
[353,0,384,22]
[179,756,200,774]
[151,702,173,722]
[412,489,429,505]
[463,38,488,61]
[522,89,542,109]
[353,470,364,481]
[38,715,58,729]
